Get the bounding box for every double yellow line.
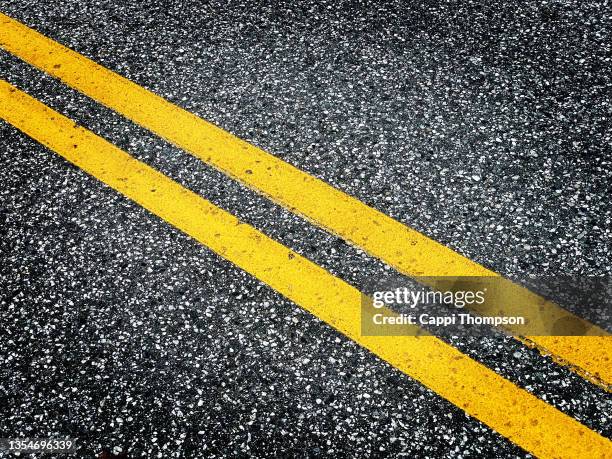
[1,13,609,387]
[0,13,610,457]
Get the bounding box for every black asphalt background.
[1,1,611,457]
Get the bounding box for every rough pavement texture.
[1,0,611,457]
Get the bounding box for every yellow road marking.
[1,80,611,459]
[0,12,610,387]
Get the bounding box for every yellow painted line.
[1,79,610,459]
[0,12,610,387]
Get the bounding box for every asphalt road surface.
[1,1,611,458]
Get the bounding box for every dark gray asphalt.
[1,1,611,457]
